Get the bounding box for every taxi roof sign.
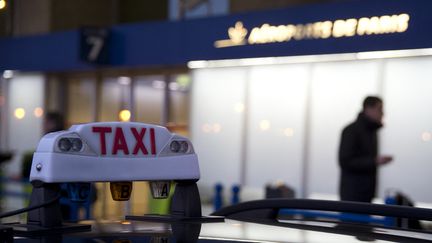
[30,122,200,183]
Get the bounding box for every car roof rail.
[211,198,432,221]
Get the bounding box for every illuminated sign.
[214,13,410,48]
[92,126,156,155]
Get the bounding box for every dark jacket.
[0,152,12,163]
[338,113,381,202]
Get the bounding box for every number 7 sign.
[80,27,110,64]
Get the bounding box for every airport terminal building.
[1,0,432,215]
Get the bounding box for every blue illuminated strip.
[279,209,393,226]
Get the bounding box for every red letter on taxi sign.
[150,128,156,155]
[92,127,112,155]
[131,127,148,155]
[112,127,129,155]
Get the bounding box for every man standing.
[339,96,392,202]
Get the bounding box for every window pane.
[7,73,45,175]
[246,64,309,194]
[380,57,432,202]
[308,60,380,197]
[0,81,4,147]
[168,74,191,136]
[99,77,131,122]
[191,67,247,187]
[134,75,164,124]
[67,78,95,124]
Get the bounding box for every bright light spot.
[274,180,285,186]
[169,82,179,91]
[176,74,191,88]
[284,128,294,137]
[14,108,25,119]
[33,107,44,118]
[202,123,222,133]
[0,0,6,10]
[187,60,208,69]
[421,132,431,142]
[213,123,222,133]
[119,109,131,122]
[259,120,271,131]
[202,123,212,133]
[234,103,245,113]
[152,80,166,89]
[121,221,131,225]
[3,70,13,79]
[118,76,131,85]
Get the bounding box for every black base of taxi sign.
[9,182,92,236]
[126,181,224,224]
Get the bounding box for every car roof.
[14,218,432,242]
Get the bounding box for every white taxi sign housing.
[30,122,200,183]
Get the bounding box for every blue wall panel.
[0,0,431,71]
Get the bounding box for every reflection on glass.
[34,107,44,118]
[234,102,245,113]
[118,76,131,85]
[169,82,180,91]
[202,123,212,133]
[421,132,431,142]
[200,123,222,134]
[152,80,166,89]
[284,128,294,137]
[259,120,271,131]
[213,123,222,133]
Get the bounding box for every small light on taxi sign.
[70,138,83,151]
[67,182,90,202]
[150,181,170,199]
[110,182,133,201]
[58,138,72,152]
[170,141,181,152]
[179,141,189,153]
[57,137,83,152]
